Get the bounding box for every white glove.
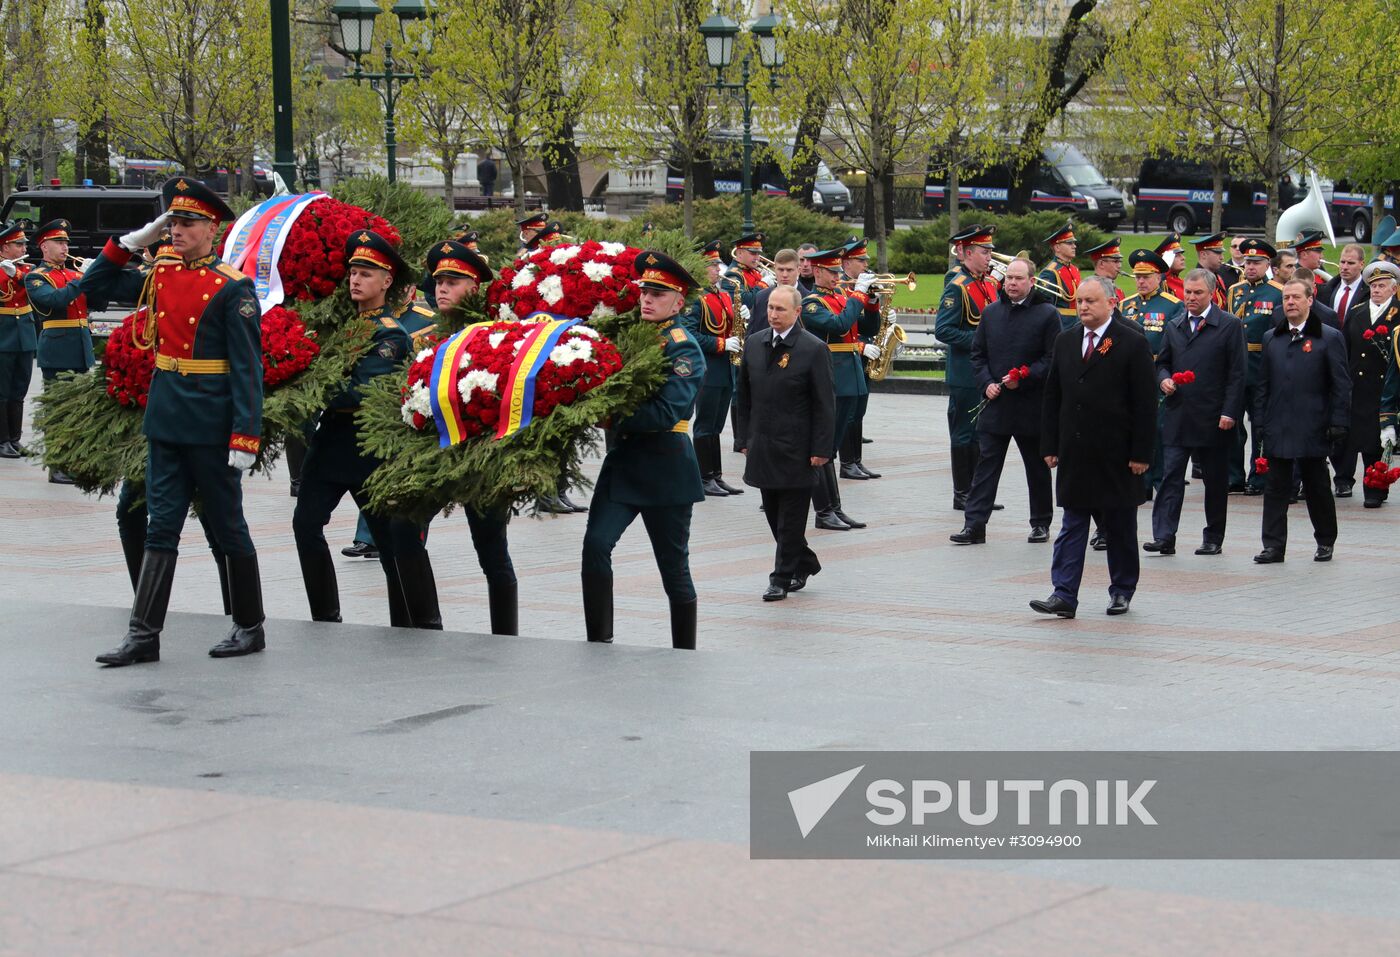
[740,304,752,323]
[861,343,882,361]
[228,449,256,471]
[78,257,97,274]
[854,271,877,294]
[0,259,14,278]
[119,212,170,253]
[723,336,742,354]
[1382,426,1397,449]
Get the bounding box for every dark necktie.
[1083,331,1096,362]
[1191,316,1203,336]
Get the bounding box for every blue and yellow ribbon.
[496,313,580,439]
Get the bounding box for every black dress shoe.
[1314,545,1334,562]
[991,503,1004,511]
[714,477,744,495]
[949,524,986,545]
[1029,596,1076,619]
[1027,526,1049,543]
[861,436,873,444]
[839,463,869,480]
[1090,532,1108,551]
[1228,483,1246,494]
[289,480,300,498]
[536,494,573,514]
[557,491,589,512]
[1253,548,1285,564]
[340,540,378,559]
[1143,538,1175,555]
[763,583,788,601]
[788,573,811,592]
[1243,486,1264,496]
[702,477,730,497]
[1106,595,1131,616]
[833,509,866,529]
[856,463,881,479]
[1194,542,1222,556]
[815,510,850,531]
[0,440,19,459]
[48,470,74,485]
[1335,483,1354,499]
[1363,498,1383,509]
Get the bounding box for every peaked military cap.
[1084,237,1121,260]
[1291,228,1326,251]
[634,250,697,295]
[1044,221,1077,245]
[734,232,765,252]
[700,240,724,262]
[516,211,548,230]
[842,238,870,260]
[1154,232,1183,256]
[803,246,845,269]
[345,229,407,279]
[949,224,996,247]
[1190,232,1227,251]
[1129,248,1170,275]
[162,176,235,222]
[427,239,492,283]
[1362,260,1400,283]
[0,221,25,245]
[1238,238,1277,260]
[34,219,71,244]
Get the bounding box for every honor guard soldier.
[580,251,705,649]
[516,211,548,251]
[1038,221,1081,330]
[523,220,565,253]
[1292,229,1331,287]
[801,245,881,529]
[1122,249,1185,494]
[683,240,745,496]
[82,177,266,666]
[1084,237,1125,306]
[1191,232,1237,308]
[729,232,770,309]
[0,222,35,458]
[1227,238,1286,495]
[937,225,1001,511]
[426,239,519,633]
[1154,233,1187,300]
[837,238,883,480]
[293,230,443,630]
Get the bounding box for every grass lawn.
[888,368,945,380]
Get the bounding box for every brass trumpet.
[988,250,1061,299]
[839,272,919,294]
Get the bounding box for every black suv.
[0,186,163,260]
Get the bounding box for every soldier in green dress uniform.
[1227,238,1285,494]
[581,251,705,649]
[837,238,883,481]
[682,240,744,497]
[1037,221,1082,330]
[1121,249,1185,495]
[936,224,999,510]
[0,221,36,458]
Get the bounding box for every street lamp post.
[699,12,785,235]
[332,0,426,184]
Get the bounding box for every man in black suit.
[1031,275,1157,619]
[1147,268,1247,556]
[1318,244,1368,329]
[1254,277,1351,564]
[735,284,836,602]
[750,249,801,336]
[951,257,1060,545]
[1340,261,1399,508]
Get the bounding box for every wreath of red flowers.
[274,197,400,302]
[486,240,641,322]
[400,320,624,438]
[103,306,320,408]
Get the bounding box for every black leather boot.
[7,399,25,455]
[210,552,266,657]
[298,545,342,622]
[711,437,744,494]
[382,556,414,627]
[119,521,146,592]
[582,570,614,642]
[951,445,972,510]
[827,462,866,529]
[394,551,444,630]
[97,550,175,666]
[670,598,697,650]
[213,551,232,616]
[812,463,848,530]
[488,580,519,635]
[557,487,589,512]
[536,494,573,514]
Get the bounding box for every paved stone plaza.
[2,390,1398,954]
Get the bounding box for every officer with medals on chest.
[580,251,705,649]
[683,240,745,497]
[425,239,520,634]
[936,225,1000,511]
[1121,249,1185,497]
[1037,221,1081,331]
[80,177,266,666]
[1227,238,1285,495]
[729,232,770,309]
[800,245,881,530]
[292,230,443,630]
[0,221,36,458]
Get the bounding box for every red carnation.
[1254,456,1270,475]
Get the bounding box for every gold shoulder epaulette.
[1161,292,1181,304]
[379,316,401,330]
[216,262,247,281]
[1227,279,1246,293]
[1266,279,1284,290]
[412,304,435,318]
[951,275,968,287]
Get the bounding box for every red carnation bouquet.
[1363,324,1390,342]
[1171,370,1196,384]
[487,240,640,323]
[103,306,321,407]
[400,320,623,438]
[274,197,400,301]
[1003,364,1032,383]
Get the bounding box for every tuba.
[865,291,905,381]
[1275,170,1336,247]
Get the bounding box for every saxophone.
[865,291,905,380]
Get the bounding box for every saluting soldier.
[683,240,745,497]
[1084,237,1125,306]
[1292,229,1331,287]
[293,230,443,630]
[800,245,881,529]
[729,232,770,309]
[1228,238,1286,495]
[82,177,266,666]
[837,238,884,480]
[1154,233,1187,300]
[1191,232,1236,308]
[1122,249,1186,496]
[0,221,36,458]
[580,251,705,649]
[1037,221,1081,330]
[937,225,1000,511]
